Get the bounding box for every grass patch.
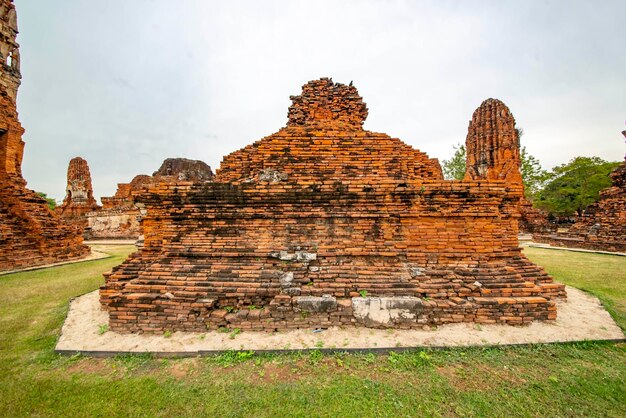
[524,246,626,330]
[0,244,624,417]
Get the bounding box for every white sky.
[14,0,626,202]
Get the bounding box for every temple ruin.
[56,157,101,226]
[0,0,88,272]
[534,157,626,252]
[86,158,214,240]
[100,78,565,333]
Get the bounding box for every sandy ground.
[55,286,624,355]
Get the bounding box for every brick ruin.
[0,0,19,100]
[152,157,214,182]
[463,99,555,235]
[85,175,150,240]
[100,79,565,333]
[518,200,556,235]
[464,99,523,184]
[0,0,88,272]
[86,158,214,240]
[56,157,101,226]
[534,157,626,252]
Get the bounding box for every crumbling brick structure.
[0,0,88,271]
[464,99,555,235]
[465,98,523,184]
[534,158,626,252]
[56,157,101,224]
[0,0,19,100]
[85,175,151,240]
[101,79,565,333]
[152,158,214,182]
[86,158,214,240]
[519,199,556,234]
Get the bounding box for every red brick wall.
[101,79,565,333]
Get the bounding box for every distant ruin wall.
[88,159,214,240]
[534,160,626,252]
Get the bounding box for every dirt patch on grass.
[66,358,112,375]
[437,363,530,392]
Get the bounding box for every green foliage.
[210,350,255,367]
[387,350,433,369]
[520,146,550,199]
[442,144,466,180]
[358,289,368,298]
[535,157,620,217]
[229,328,241,339]
[36,192,57,211]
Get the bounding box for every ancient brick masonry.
[0,1,19,100]
[85,175,151,240]
[86,158,214,240]
[56,157,101,226]
[518,199,556,234]
[465,98,522,184]
[153,158,214,182]
[101,79,565,333]
[534,158,626,252]
[0,0,88,271]
[464,99,555,235]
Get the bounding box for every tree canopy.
[534,157,620,217]
[441,144,466,181]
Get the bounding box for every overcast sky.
[14,0,626,202]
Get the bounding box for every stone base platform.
[56,286,624,356]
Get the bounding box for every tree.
[535,157,620,217]
[520,147,550,199]
[441,144,466,180]
[441,142,549,199]
[36,192,57,211]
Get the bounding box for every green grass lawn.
[0,245,624,417]
[524,247,626,330]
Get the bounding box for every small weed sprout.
[213,350,254,367]
[359,289,368,298]
[308,349,323,365]
[163,330,173,338]
[229,328,241,339]
[98,324,109,335]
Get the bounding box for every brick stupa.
[0,0,88,272]
[464,99,556,235]
[101,78,565,333]
[56,157,101,220]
